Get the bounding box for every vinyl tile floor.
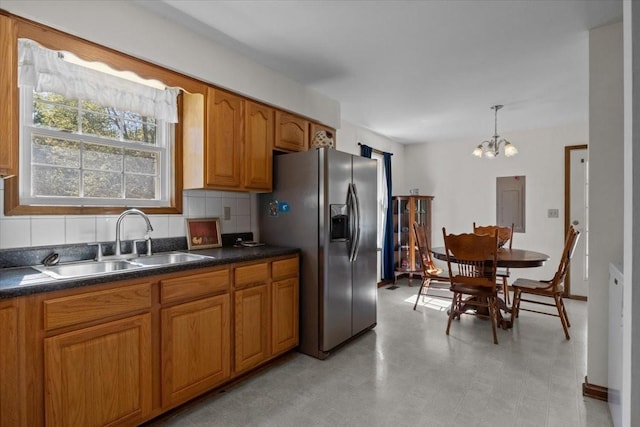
[147,279,613,427]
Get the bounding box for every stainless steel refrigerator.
[259,147,377,359]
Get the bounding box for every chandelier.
[473,105,518,158]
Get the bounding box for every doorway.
[564,145,589,299]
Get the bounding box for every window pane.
[32,135,81,167]
[126,175,156,199]
[82,110,120,139]
[83,170,123,198]
[122,118,156,144]
[33,166,80,197]
[124,149,157,175]
[33,92,79,132]
[83,143,123,172]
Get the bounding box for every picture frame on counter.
[186,218,222,249]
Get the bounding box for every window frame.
[20,88,171,207]
[3,13,207,215]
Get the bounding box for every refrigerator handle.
[352,183,361,262]
[347,183,357,262]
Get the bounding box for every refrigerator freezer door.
[351,155,378,335]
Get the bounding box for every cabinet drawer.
[44,283,151,331]
[161,269,229,304]
[235,263,268,287]
[272,257,298,280]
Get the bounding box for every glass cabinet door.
[392,195,434,283]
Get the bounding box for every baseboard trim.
[377,279,393,288]
[582,376,608,401]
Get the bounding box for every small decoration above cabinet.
[309,122,336,149]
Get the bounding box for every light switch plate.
[224,206,231,220]
[548,208,559,218]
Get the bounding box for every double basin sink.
[33,252,213,280]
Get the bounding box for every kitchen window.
[18,39,179,208]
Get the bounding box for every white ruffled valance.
[18,38,180,123]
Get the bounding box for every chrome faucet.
[114,208,154,256]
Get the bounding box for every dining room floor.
[147,278,613,427]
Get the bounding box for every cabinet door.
[161,294,231,406]
[206,87,243,188]
[0,301,20,427]
[0,15,17,177]
[234,284,270,373]
[393,197,411,272]
[44,314,152,427]
[271,277,299,355]
[309,122,335,148]
[244,101,273,191]
[274,111,308,152]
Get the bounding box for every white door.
[569,148,589,297]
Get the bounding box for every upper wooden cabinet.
[0,15,17,177]
[244,101,273,191]
[183,88,274,191]
[274,111,309,152]
[206,87,244,189]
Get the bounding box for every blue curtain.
[360,144,373,158]
[382,153,394,281]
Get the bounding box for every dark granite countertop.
[0,245,299,299]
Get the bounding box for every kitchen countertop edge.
[0,245,300,299]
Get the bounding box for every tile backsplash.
[0,180,257,249]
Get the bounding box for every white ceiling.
[141,0,622,145]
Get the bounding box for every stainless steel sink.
[128,252,213,266]
[33,251,213,279]
[34,260,143,279]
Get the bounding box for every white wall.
[404,123,587,281]
[337,120,406,281]
[0,0,342,249]
[337,119,406,192]
[623,2,640,425]
[588,21,624,390]
[0,0,340,128]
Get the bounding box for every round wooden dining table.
[430,247,549,329]
[430,247,549,268]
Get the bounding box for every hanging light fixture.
[473,105,518,158]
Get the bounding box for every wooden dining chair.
[473,223,514,305]
[442,227,500,344]
[511,226,580,340]
[412,222,448,310]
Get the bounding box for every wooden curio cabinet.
[392,195,434,282]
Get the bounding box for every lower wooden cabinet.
[234,284,270,373]
[7,253,298,426]
[44,314,152,427]
[0,300,20,427]
[161,294,231,406]
[272,277,299,355]
[233,255,299,373]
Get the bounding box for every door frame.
[564,144,588,300]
